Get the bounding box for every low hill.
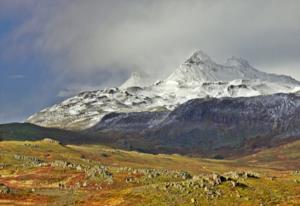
[0,123,87,144]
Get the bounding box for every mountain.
[26,50,300,130]
[92,93,300,157]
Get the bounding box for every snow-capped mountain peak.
[26,50,300,130]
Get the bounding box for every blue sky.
[1,0,300,123]
[0,4,58,123]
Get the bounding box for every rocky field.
[0,138,299,205]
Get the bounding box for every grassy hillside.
[0,139,299,205]
[240,139,300,170]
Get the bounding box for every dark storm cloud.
[3,0,300,85]
[1,0,299,123]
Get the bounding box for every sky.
[0,0,300,123]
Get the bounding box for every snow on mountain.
[167,50,300,86]
[119,72,149,89]
[26,50,300,130]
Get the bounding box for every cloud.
[57,84,102,98]
[2,0,300,84]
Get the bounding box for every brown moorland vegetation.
[0,139,299,205]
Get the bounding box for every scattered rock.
[223,171,260,180]
[243,171,260,179]
[51,160,74,169]
[14,155,44,166]
[118,167,192,181]
[86,166,113,183]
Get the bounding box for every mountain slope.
[92,93,300,157]
[26,50,300,130]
